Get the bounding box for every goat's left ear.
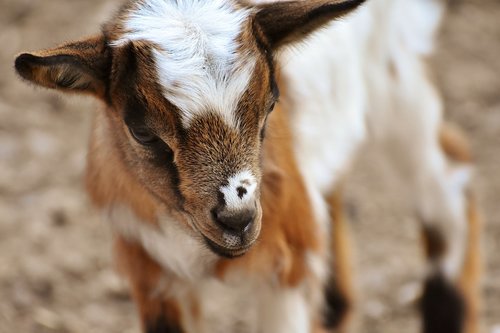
[254,0,366,50]
[15,34,111,100]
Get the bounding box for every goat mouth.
[189,209,262,258]
[202,236,252,259]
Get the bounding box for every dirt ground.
[0,1,498,332]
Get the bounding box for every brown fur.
[215,102,322,286]
[325,189,356,332]
[87,111,162,223]
[439,122,482,333]
[459,193,482,333]
[115,237,184,331]
[440,122,473,163]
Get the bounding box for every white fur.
[174,277,311,333]
[259,287,311,333]
[114,0,255,128]
[282,0,469,284]
[220,170,257,211]
[281,19,367,198]
[279,18,367,253]
[107,205,216,281]
[170,275,260,333]
[107,206,314,333]
[306,251,329,285]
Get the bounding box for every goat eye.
[268,102,276,114]
[129,127,159,145]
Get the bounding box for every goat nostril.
[236,186,247,199]
[212,208,255,234]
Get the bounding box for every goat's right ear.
[254,0,366,50]
[15,34,111,100]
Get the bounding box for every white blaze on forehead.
[220,170,257,211]
[113,0,256,128]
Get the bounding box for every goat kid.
[15,0,481,332]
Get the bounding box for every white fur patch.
[107,205,215,281]
[306,251,329,284]
[259,287,311,333]
[170,273,313,333]
[114,0,256,128]
[220,170,257,211]
[392,0,445,56]
[178,276,260,333]
[281,20,367,198]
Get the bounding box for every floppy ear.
[15,34,111,100]
[254,0,366,50]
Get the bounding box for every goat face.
[105,37,275,257]
[101,0,281,256]
[15,0,365,258]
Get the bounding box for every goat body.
[16,0,481,332]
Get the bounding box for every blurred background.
[0,0,498,332]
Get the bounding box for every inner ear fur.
[254,0,366,50]
[15,34,111,99]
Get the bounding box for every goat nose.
[213,208,256,234]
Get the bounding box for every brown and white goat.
[15,0,481,332]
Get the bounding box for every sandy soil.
[0,1,498,332]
